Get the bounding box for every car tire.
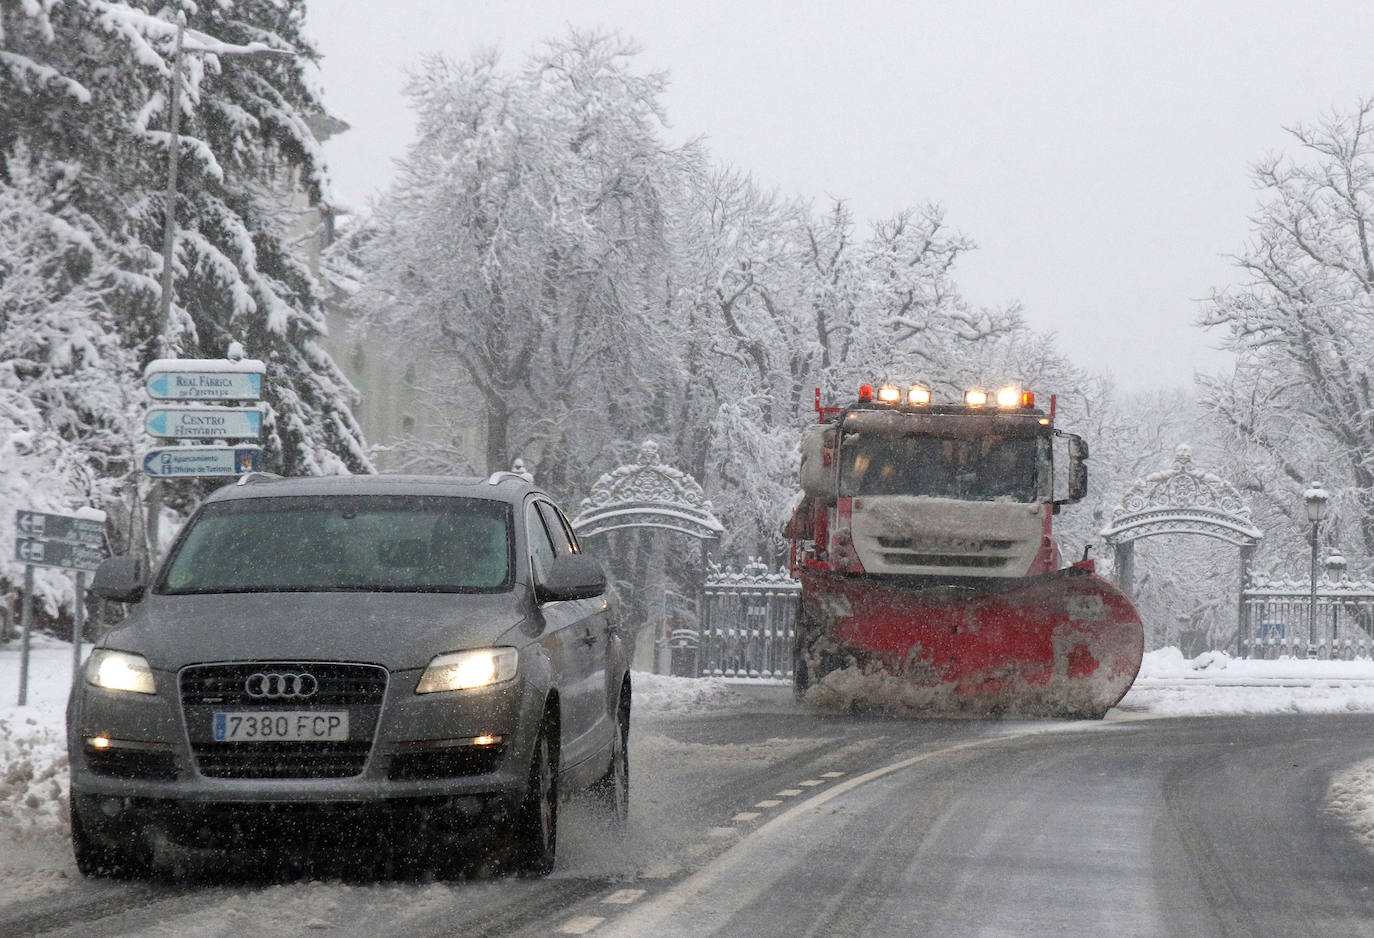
[591,693,629,825]
[514,720,558,877]
[71,794,152,879]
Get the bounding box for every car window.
[158,494,513,594]
[525,502,558,585]
[535,501,578,556]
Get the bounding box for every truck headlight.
[416,647,518,693]
[86,649,157,695]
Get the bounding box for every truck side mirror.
[1066,434,1089,502]
[799,424,835,497]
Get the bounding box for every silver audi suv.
[68,473,631,878]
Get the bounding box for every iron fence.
[700,562,800,681]
[1240,578,1374,658]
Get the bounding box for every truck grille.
[179,662,387,779]
[875,536,1019,570]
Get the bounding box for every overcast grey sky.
[305,1,1374,392]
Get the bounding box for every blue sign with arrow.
[145,406,263,439]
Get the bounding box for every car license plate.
[212,711,349,742]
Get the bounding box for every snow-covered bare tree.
[350,32,696,495]
[1200,98,1374,571]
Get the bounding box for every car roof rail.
[486,471,530,486]
[235,471,283,486]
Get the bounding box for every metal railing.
[1241,578,1374,659]
[700,562,800,681]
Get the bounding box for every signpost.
[13,508,106,705]
[145,405,263,440]
[143,445,262,478]
[145,368,262,400]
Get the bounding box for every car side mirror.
[91,555,146,603]
[536,553,606,602]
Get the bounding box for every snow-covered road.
[9,639,1374,936]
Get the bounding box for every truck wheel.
[71,794,151,879]
[514,720,558,877]
[591,693,629,825]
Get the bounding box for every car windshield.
[838,433,1046,502]
[158,494,513,594]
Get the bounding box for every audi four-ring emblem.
[245,671,319,699]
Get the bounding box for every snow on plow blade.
[798,566,1144,718]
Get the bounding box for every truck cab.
[791,384,1089,581]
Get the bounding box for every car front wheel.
[514,720,558,877]
[591,695,629,825]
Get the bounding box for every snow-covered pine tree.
[0,0,369,483]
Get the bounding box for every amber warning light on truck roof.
[857,384,1035,409]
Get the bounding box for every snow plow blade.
[796,566,1144,718]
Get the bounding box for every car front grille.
[191,741,376,779]
[179,662,388,779]
[180,662,388,707]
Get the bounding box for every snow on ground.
[10,637,1374,894]
[1119,646,1374,715]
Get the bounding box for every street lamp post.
[1303,483,1329,658]
[1325,552,1347,656]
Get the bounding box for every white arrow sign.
[146,370,262,400]
[145,406,263,439]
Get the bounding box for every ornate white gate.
[571,441,723,673]
[1099,444,1262,651]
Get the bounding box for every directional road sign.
[145,406,263,439]
[146,369,262,401]
[14,510,104,548]
[15,537,104,572]
[143,445,263,478]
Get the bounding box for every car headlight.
[85,649,157,695]
[416,647,518,693]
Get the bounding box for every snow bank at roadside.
[0,634,75,840]
[631,672,751,713]
[1119,647,1374,715]
[1329,761,1374,851]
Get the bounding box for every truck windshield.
[158,494,513,594]
[838,434,1044,502]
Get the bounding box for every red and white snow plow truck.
[785,384,1143,718]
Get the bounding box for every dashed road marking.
[776,788,803,797]
[755,799,782,808]
[603,889,646,905]
[557,915,605,934]
[732,811,761,822]
[821,771,845,778]
[799,779,824,787]
[708,826,738,839]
